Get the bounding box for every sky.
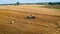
[0,0,60,4]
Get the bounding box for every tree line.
[37,2,60,5]
[0,2,60,6]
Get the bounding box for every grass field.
[0,5,60,34]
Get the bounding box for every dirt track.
[0,5,60,34]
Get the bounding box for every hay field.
[0,5,60,34]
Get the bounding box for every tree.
[16,2,20,6]
[48,2,53,5]
[37,3,40,5]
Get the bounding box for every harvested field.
[39,5,60,9]
[0,5,60,34]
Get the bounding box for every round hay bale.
[10,21,15,24]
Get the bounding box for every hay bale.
[11,21,14,24]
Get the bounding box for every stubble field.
[0,5,60,34]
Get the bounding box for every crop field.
[0,5,60,34]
